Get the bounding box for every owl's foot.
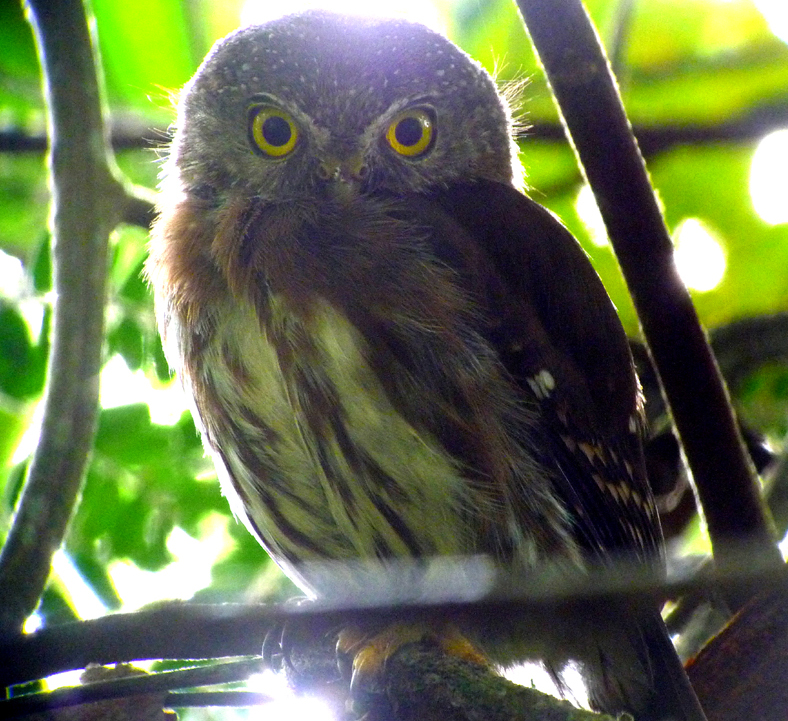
[261,621,288,672]
[337,622,488,700]
[262,597,346,694]
[261,596,314,672]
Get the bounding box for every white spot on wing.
[527,369,555,399]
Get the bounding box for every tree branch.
[686,588,788,721]
[513,0,783,609]
[3,555,788,719]
[365,645,615,721]
[122,183,158,229]
[0,0,126,634]
[3,558,787,687]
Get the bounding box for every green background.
[1,0,787,647]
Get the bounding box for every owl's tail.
[584,610,708,721]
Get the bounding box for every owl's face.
[170,11,518,207]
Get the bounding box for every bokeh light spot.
[23,612,43,634]
[504,661,589,709]
[248,669,337,721]
[753,0,788,44]
[0,249,25,299]
[673,218,726,292]
[52,549,109,620]
[749,129,788,225]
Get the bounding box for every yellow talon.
[338,622,488,689]
[438,625,489,666]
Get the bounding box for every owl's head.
[167,11,520,205]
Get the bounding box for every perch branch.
[514,0,783,608]
[366,645,615,721]
[2,557,787,687]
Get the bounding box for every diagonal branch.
[0,0,128,634]
[513,0,783,610]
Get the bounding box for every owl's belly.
[198,296,475,592]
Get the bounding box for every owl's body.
[148,11,703,720]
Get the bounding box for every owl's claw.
[338,622,488,701]
[262,596,316,674]
[261,622,287,672]
[336,641,355,683]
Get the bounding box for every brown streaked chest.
[196,295,477,567]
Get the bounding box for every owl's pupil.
[395,117,423,147]
[263,116,292,147]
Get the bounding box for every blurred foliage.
[0,0,787,643]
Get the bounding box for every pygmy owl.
[147,11,704,721]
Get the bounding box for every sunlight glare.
[52,549,109,620]
[100,354,187,426]
[256,695,336,721]
[749,129,788,225]
[0,248,45,344]
[504,661,589,709]
[12,400,42,463]
[248,670,336,721]
[43,670,84,691]
[23,612,43,634]
[779,526,788,560]
[240,0,447,34]
[575,184,609,247]
[672,218,726,292]
[753,0,788,44]
[108,514,235,611]
[0,249,25,299]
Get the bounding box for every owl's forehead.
[190,11,490,125]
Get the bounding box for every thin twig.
[1,658,266,717]
[164,691,274,708]
[123,184,158,229]
[4,556,786,719]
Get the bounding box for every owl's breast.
[189,293,479,590]
[162,194,578,594]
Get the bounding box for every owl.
[147,11,704,721]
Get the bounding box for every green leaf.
[108,317,144,371]
[0,300,46,399]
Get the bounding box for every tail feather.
[639,613,707,721]
[584,611,707,721]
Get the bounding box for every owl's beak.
[317,154,368,201]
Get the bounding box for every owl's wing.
[425,181,705,721]
[429,179,660,561]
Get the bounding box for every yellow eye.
[249,105,299,157]
[385,108,435,158]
